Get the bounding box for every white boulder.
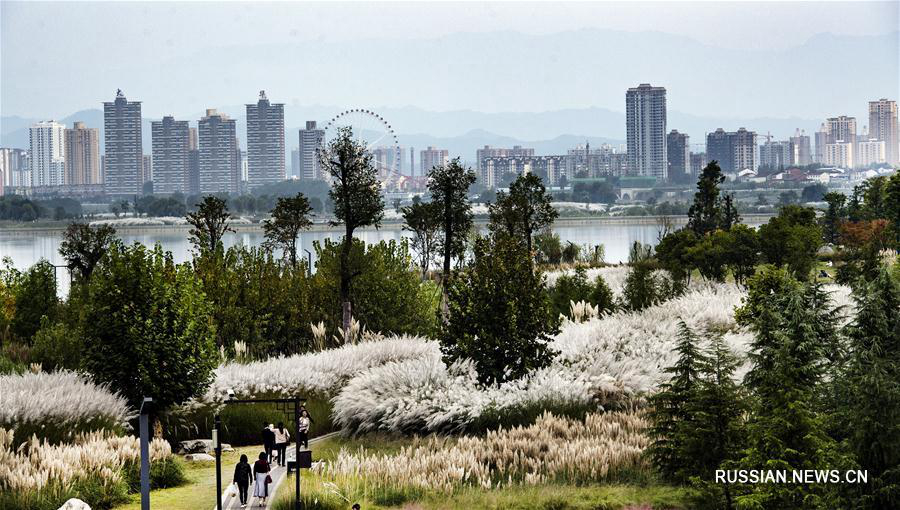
[58,499,91,510]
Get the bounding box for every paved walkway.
[216,432,340,510]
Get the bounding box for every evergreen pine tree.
[689,333,747,510]
[736,286,849,509]
[840,267,900,509]
[647,321,704,483]
[687,161,726,236]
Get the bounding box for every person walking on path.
[261,423,276,463]
[252,452,271,507]
[297,410,311,449]
[273,422,290,467]
[232,454,253,508]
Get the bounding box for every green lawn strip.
[114,445,265,510]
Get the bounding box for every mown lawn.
[114,445,266,510]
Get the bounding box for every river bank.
[0,214,776,236]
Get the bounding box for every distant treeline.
[0,195,82,221]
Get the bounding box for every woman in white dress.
[252,451,271,506]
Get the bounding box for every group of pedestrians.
[229,409,313,508]
[231,452,273,508]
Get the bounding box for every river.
[0,216,770,295]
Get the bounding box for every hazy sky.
[2,1,898,120]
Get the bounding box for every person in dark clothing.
[232,454,253,508]
[262,423,275,463]
[253,452,271,506]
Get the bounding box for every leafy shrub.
[122,457,186,492]
[548,267,616,318]
[30,317,82,371]
[311,238,439,339]
[10,260,58,343]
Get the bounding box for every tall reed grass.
[0,428,179,510]
[0,370,133,444]
[282,411,649,507]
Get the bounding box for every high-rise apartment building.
[420,146,449,174]
[856,139,886,167]
[759,139,792,170]
[690,152,708,177]
[198,109,241,194]
[824,141,854,169]
[481,155,568,188]
[0,148,29,189]
[298,121,323,180]
[151,116,191,194]
[814,123,829,164]
[868,98,898,165]
[29,121,66,187]
[103,90,143,195]
[666,130,690,182]
[626,84,667,180]
[246,91,285,189]
[476,145,535,183]
[290,148,300,179]
[706,128,758,173]
[789,129,811,166]
[826,116,857,145]
[64,122,101,185]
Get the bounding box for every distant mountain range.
[2,105,825,168]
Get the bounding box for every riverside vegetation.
[0,139,898,509]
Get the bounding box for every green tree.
[758,205,822,280]
[11,260,58,343]
[489,173,559,257]
[655,229,698,285]
[533,231,563,265]
[80,243,217,410]
[321,127,385,332]
[721,192,741,231]
[647,321,703,483]
[687,230,729,282]
[801,183,828,202]
[778,190,798,206]
[311,238,438,339]
[59,223,118,282]
[401,199,441,278]
[886,173,900,245]
[263,193,313,268]
[722,224,760,286]
[194,245,314,356]
[428,158,476,279]
[441,233,558,385]
[687,161,725,236]
[735,278,848,509]
[821,191,847,245]
[838,267,900,509]
[689,334,747,510]
[186,196,233,255]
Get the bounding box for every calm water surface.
[0,219,764,295]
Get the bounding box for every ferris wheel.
[318,109,402,183]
